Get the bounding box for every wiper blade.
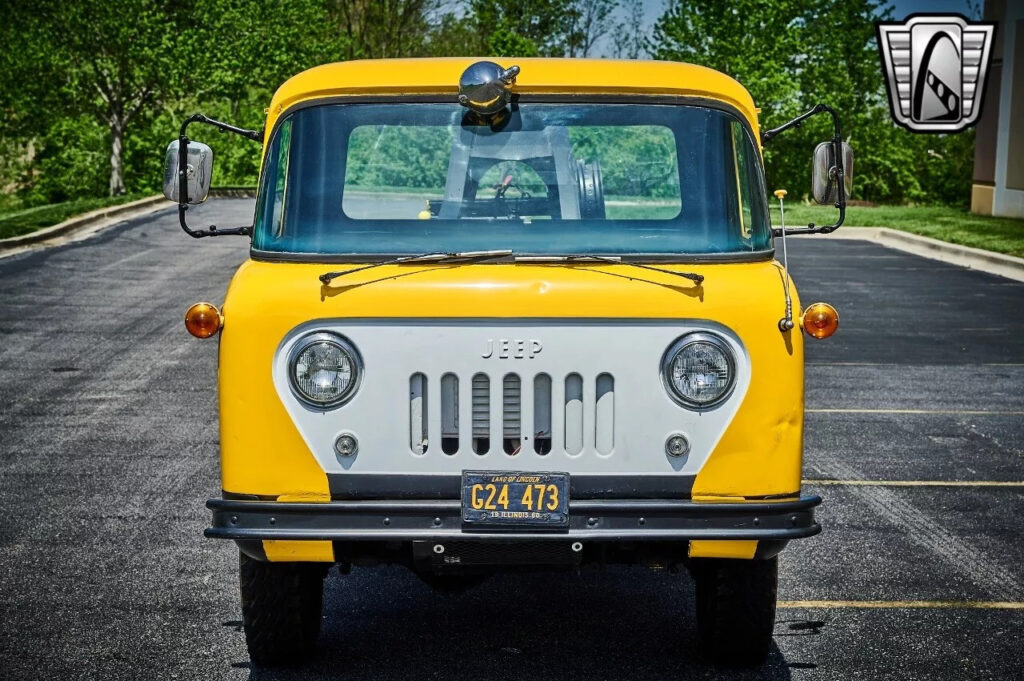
[319,250,513,285]
[514,255,704,285]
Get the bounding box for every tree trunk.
[109,120,125,196]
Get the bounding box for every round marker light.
[802,303,840,340]
[334,433,358,457]
[666,434,690,458]
[662,333,736,408]
[184,302,221,338]
[288,333,362,408]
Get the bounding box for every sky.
[891,0,978,18]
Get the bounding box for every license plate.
[461,471,569,527]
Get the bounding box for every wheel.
[692,556,777,666]
[239,551,327,667]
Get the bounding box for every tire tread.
[239,552,326,667]
[694,556,777,666]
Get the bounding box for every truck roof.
[265,57,760,137]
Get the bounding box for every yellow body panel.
[213,57,809,562]
[263,540,335,562]
[218,260,803,500]
[689,540,759,560]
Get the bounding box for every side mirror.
[163,140,213,205]
[812,141,853,205]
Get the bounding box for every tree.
[652,0,811,121]
[330,0,442,60]
[566,0,618,57]
[0,0,350,200]
[613,0,648,59]
[469,0,577,57]
[422,11,487,57]
[25,1,189,196]
[651,0,976,206]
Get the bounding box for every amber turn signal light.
[184,302,222,339]
[801,302,839,340]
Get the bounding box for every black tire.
[239,551,326,667]
[693,556,777,666]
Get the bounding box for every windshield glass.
[252,102,770,257]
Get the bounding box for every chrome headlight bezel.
[661,332,736,409]
[287,332,362,409]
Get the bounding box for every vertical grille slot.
[440,373,459,455]
[471,373,490,454]
[595,373,614,454]
[564,373,584,455]
[410,373,428,454]
[503,374,521,455]
[533,373,552,454]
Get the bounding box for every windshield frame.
[249,94,774,264]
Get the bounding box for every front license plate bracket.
[461,471,569,527]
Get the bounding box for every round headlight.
[662,333,736,408]
[288,333,362,408]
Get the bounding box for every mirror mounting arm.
[177,113,262,239]
[763,104,846,236]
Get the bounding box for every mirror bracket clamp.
[176,113,262,239]
[762,104,847,235]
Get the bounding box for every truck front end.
[173,58,843,668]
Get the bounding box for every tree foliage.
[652,0,974,206]
[0,0,977,209]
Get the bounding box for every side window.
[255,118,293,242]
[730,121,754,240]
[270,119,293,237]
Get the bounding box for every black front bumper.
[206,495,822,542]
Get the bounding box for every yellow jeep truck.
[163,58,851,667]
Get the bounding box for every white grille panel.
[273,320,750,477]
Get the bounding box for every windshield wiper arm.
[319,250,514,285]
[514,255,704,285]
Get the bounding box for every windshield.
[252,102,770,257]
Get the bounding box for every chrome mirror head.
[457,61,520,115]
[163,140,213,205]
[811,141,853,205]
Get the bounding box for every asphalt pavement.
[0,199,1021,680]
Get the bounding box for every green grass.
[8,189,1018,259]
[0,193,149,240]
[777,203,1024,258]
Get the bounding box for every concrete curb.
[0,195,168,253]
[795,226,1024,283]
[0,189,256,257]
[209,187,258,198]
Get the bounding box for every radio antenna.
[775,189,794,332]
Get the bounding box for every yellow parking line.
[807,408,1024,415]
[804,480,1024,487]
[778,600,1024,610]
